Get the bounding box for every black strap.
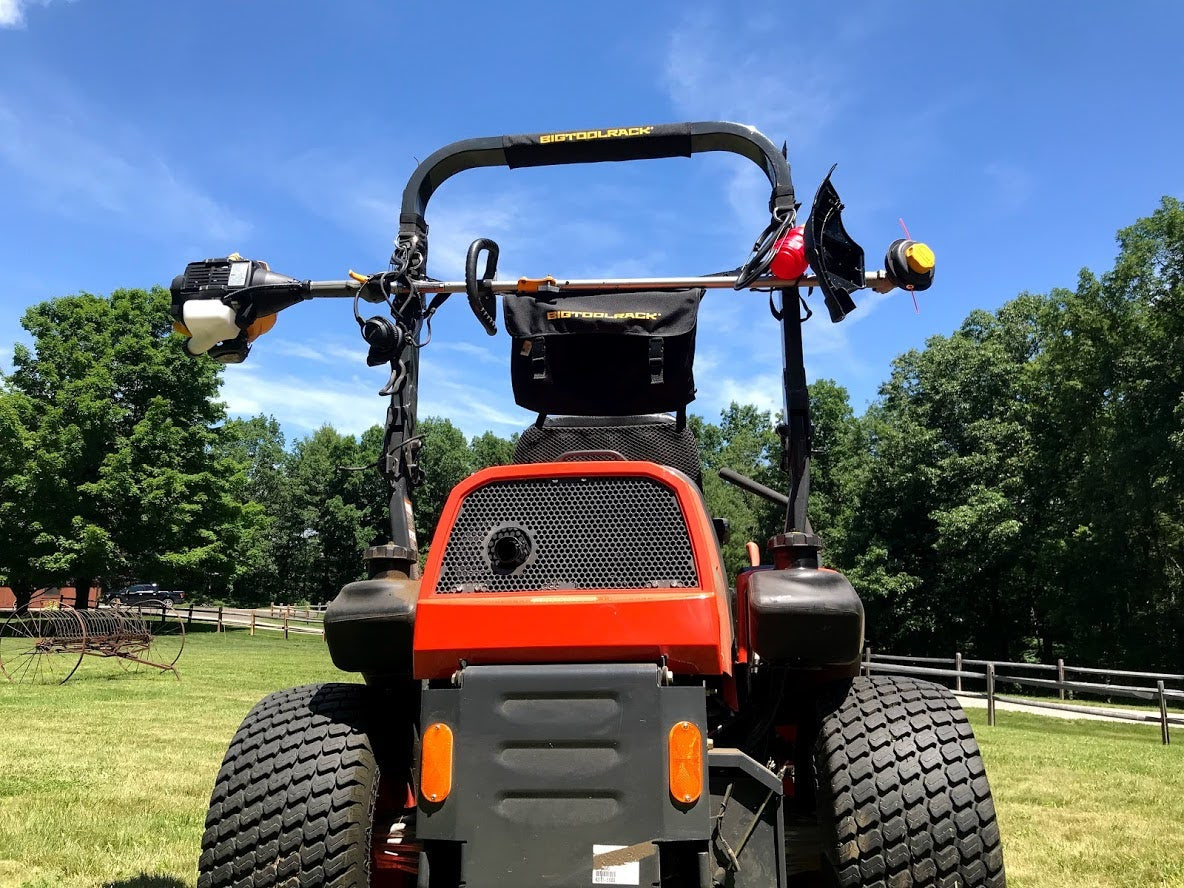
[648,337,664,384]
[531,337,548,380]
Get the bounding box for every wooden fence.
[178,604,325,640]
[862,648,1184,744]
[170,606,1183,745]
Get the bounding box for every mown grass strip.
[1,629,1181,888]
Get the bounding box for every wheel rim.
[0,605,86,685]
[120,600,185,675]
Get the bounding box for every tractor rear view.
[176,122,1005,887]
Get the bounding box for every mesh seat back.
[513,414,702,486]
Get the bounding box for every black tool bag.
[504,289,701,416]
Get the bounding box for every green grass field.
[1,630,1181,888]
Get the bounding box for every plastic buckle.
[648,337,664,384]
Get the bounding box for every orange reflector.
[420,723,453,803]
[667,721,703,804]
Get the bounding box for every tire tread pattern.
[814,676,1006,888]
[197,683,378,888]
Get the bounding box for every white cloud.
[219,346,531,440]
[664,13,844,149]
[268,338,368,365]
[433,341,501,366]
[219,363,391,437]
[663,8,853,225]
[0,92,247,242]
[0,0,68,28]
[266,149,695,283]
[0,0,20,26]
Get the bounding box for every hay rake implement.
[0,600,185,684]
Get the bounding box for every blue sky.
[2,0,1181,441]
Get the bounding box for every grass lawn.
[1,629,1181,888]
[0,629,346,888]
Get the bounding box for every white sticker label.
[592,845,639,885]
[227,261,250,287]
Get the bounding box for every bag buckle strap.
[648,337,664,384]
[530,337,548,380]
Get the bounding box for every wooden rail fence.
[179,605,325,639]
[168,607,1184,745]
[862,647,1184,744]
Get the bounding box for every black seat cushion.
[513,414,702,486]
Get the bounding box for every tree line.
[1,200,1180,668]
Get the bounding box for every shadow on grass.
[103,876,189,888]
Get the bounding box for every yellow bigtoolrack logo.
[546,311,661,321]
[539,127,654,144]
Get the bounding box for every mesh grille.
[182,261,231,290]
[514,416,702,485]
[435,477,697,593]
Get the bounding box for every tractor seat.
[513,414,702,487]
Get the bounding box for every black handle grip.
[465,238,500,336]
[399,121,794,233]
[465,237,499,285]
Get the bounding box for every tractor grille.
[434,477,698,593]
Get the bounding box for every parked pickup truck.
[106,582,186,608]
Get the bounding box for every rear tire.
[814,676,1005,887]
[198,683,385,888]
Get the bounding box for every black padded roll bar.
[398,121,795,234]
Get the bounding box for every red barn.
[0,586,101,609]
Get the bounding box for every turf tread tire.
[198,683,381,888]
[814,676,1005,888]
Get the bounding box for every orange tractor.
[173,122,1004,888]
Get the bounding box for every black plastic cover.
[803,168,865,323]
[418,663,710,888]
[323,577,416,676]
[504,290,700,416]
[746,568,864,670]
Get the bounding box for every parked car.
[106,582,185,608]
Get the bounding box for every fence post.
[305,605,311,621]
[270,602,274,617]
[986,663,996,727]
[955,652,963,693]
[283,609,289,640]
[863,645,872,677]
[250,611,256,637]
[1159,681,1171,746]
[187,604,193,629]
[217,605,223,633]
[1057,658,1066,701]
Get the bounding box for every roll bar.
[398,121,796,235]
